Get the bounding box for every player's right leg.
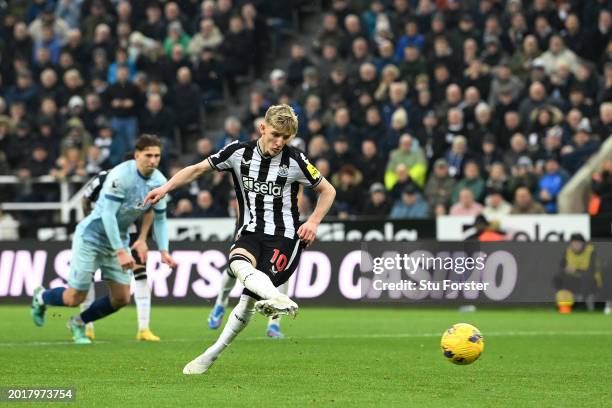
[184,294,256,374]
[228,247,298,317]
[132,255,160,341]
[208,268,236,329]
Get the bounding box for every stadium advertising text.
[1,241,611,304]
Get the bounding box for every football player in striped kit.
[145,105,336,374]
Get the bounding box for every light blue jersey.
[76,160,167,251]
[68,160,169,290]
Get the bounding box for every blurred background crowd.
[1,0,612,228]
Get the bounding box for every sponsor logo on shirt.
[242,176,283,197]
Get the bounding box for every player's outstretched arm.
[144,159,214,205]
[297,178,336,246]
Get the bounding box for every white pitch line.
[1,330,611,347]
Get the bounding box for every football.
[440,323,485,365]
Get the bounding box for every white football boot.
[254,294,298,318]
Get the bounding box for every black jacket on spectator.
[359,152,385,187]
[362,199,391,217]
[139,107,177,140]
[195,57,224,95]
[171,82,202,131]
[105,80,142,117]
[220,31,254,76]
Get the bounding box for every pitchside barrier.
[28,214,612,242]
[1,240,611,305]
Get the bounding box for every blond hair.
[264,104,298,137]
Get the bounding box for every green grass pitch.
[1,305,611,407]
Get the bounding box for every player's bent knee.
[228,248,256,267]
[228,254,255,280]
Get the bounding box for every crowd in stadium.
[1,0,612,224]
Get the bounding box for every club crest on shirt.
[278,164,289,177]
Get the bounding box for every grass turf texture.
[1,306,611,407]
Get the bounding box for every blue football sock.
[42,287,66,306]
[80,296,117,324]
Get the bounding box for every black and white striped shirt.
[82,170,109,202]
[208,140,322,239]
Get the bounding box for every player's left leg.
[208,268,237,329]
[132,256,160,341]
[266,281,288,338]
[183,294,256,374]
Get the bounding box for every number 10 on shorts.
[270,249,287,273]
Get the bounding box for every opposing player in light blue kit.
[31,135,177,344]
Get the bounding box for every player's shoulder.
[150,168,167,184]
[286,145,311,164]
[220,140,253,153]
[109,160,134,176]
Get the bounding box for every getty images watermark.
[370,252,489,292]
[358,241,523,303]
[360,240,611,303]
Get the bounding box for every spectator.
[507,156,539,196]
[105,65,141,154]
[164,21,191,56]
[561,125,601,174]
[538,157,568,213]
[445,135,472,179]
[194,47,224,104]
[358,139,384,187]
[483,188,512,219]
[540,35,579,75]
[390,185,429,219]
[170,67,201,138]
[220,15,254,101]
[286,44,312,88]
[173,198,194,218]
[188,18,223,60]
[504,133,530,169]
[385,134,427,188]
[51,144,87,180]
[511,186,545,214]
[193,190,228,217]
[451,160,485,204]
[486,162,509,198]
[333,165,363,215]
[449,188,484,216]
[216,116,247,150]
[363,182,391,217]
[328,136,356,176]
[140,93,177,146]
[424,158,456,215]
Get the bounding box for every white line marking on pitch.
[2,330,611,347]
